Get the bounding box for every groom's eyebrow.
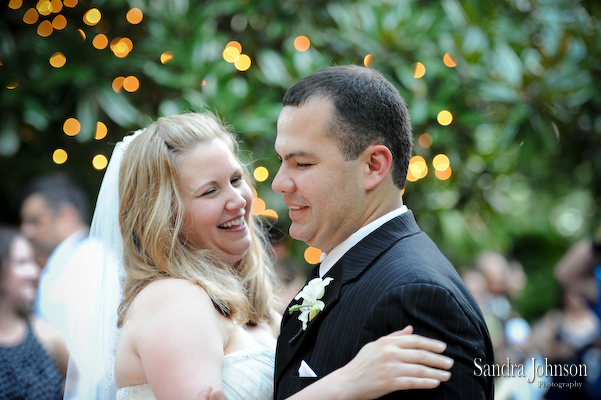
[279,150,314,161]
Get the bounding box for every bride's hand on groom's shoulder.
[196,386,227,400]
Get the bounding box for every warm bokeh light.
[23,8,38,24]
[437,110,453,126]
[418,133,433,148]
[111,37,133,58]
[160,51,173,64]
[92,154,108,170]
[223,45,241,63]
[84,8,101,26]
[93,34,108,49]
[8,0,22,9]
[253,166,269,182]
[433,154,450,171]
[50,0,62,13]
[294,36,310,52]
[304,247,323,265]
[77,29,86,40]
[443,53,457,68]
[226,40,242,51]
[407,155,428,182]
[364,54,375,67]
[63,118,81,136]
[49,52,66,68]
[95,121,108,140]
[112,76,125,92]
[7,81,19,90]
[234,54,251,71]
[121,38,134,52]
[413,62,426,79]
[52,15,67,30]
[37,0,52,16]
[412,162,428,180]
[407,168,419,183]
[435,166,452,180]
[406,169,419,182]
[252,197,266,216]
[37,20,53,37]
[126,8,143,24]
[261,209,278,220]
[63,0,77,7]
[122,76,140,92]
[53,149,68,164]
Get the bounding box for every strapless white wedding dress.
[115,347,275,400]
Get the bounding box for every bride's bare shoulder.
[128,278,215,324]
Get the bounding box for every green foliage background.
[1,0,600,321]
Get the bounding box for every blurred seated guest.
[476,251,526,322]
[528,289,600,400]
[554,227,601,400]
[475,251,528,363]
[462,268,505,353]
[555,226,601,320]
[0,226,69,400]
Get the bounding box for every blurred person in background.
[19,173,94,348]
[476,250,530,363]
[20,173,89,270]
[554,225,601,399]
[465,253,530,400]
[527,288,600,400]
[0,226,69,400]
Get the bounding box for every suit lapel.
[339,210,421,285]
[280,264,319,328]
[286,265,343,344]
[276,263,342,384]
[275,211,422,386]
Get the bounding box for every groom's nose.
[271,165,293,194]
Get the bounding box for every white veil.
[64,130,144,400]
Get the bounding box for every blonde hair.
[117,112,276,327]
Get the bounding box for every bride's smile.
[178,138,253,266]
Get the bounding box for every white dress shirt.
[319,205,408,277]
[35,228,104,350]
[35,228,88,324]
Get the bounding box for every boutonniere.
[288,277,333,330]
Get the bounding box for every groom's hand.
[196,386,227,400]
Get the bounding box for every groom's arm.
[362,283,493,400]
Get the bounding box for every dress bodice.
[116,347,274,400]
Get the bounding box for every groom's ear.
[361,144,392,191]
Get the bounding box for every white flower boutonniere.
[288,277,334,330]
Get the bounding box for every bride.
[67,111,453,400]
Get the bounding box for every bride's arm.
[197,325,453,400]
[129,279,228,399]
[285,325,453,400]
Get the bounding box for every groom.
[271,65,494,399]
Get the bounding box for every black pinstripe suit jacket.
[274,211,494,399]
